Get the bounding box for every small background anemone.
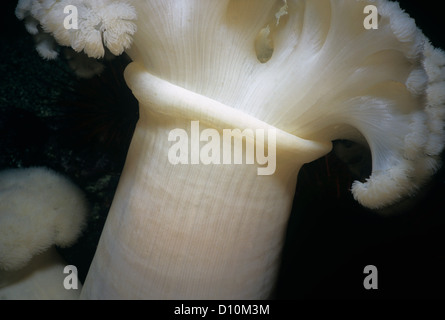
[1,0,444,298]
[0,1,138,283]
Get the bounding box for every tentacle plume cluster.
[16,0,137,59]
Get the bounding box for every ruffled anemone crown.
[16,0,137,59]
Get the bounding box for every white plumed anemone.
[16,1,444,209]
[16,0,137,59]
[0,247,81,300]
[0,167,87,271]
[125,0,445,209]
[13,0,445,300]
